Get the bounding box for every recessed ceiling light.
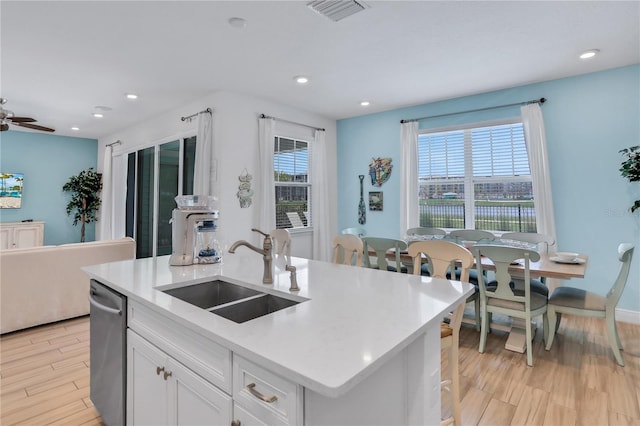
[228,17,247,28]
[294,76,309,84]
[125,93,138,100]
[580,49,600,59]
[71,126,80,131]
[93,113,104,118]
[360,101,370,106]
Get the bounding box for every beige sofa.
[1,237,135,334]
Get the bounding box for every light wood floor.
[1,315,639,425]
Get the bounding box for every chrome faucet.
[228,228,273,284]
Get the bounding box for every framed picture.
[369,191,383,211]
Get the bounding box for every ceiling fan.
[0,98,55,133]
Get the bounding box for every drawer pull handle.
[156,366,164,375]
[246,383,277,403]
[164,371,173,380]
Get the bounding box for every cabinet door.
[232,403,269,426]
[127,330,169,426]
[168,358,232,425]
[0,227,11,250]
[13,225,41,248]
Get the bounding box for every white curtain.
[99,144,113,240]
[258,117,276,233]
[521,103,557,250]
[400,121,419,238]
[193,111,215,196]
[111,153,127,238]
[311,130,331,261]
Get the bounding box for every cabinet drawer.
[233,355,303,426]
[128,300,232,393]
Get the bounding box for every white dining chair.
[361,237,408,273]
[406,227,447,239]
[408,240,474,426]
[270,228,291,257]
[448,229,495,331]
[500,232,555,297]
[332,234,364,266]
[545,243,634,366]
[474,244,548,366]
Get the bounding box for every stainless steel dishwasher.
[89,279,126,426]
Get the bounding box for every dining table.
[369,239,589,353]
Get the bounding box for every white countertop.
[83,252,473,398]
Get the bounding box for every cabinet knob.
[163,371,173,380]
[156,366,164,376]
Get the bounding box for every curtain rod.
[400,97,546,123]
[106,140,121,147]
[259,114,325,132]
[181,107,213,122]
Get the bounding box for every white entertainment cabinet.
[0,221,44,249]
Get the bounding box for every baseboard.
[616,308,640,325]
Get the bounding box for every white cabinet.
[128,330,232,426]
[0,221,44,249]
[232,355,303,426]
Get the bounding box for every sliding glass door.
[126,136,196,258]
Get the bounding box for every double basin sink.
[163,280,300,323]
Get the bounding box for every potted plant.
[63,168,103,242]
[619,145,640,212]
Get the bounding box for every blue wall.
[337,65,640,312]
[0,131,98,245]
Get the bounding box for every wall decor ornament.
[358,175,366,224]
[369,191,383,211]
[236,169,254,208]
[369,157,393,187]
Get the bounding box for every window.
[126,136,196,258]
[274,136,311,229]
[418,120,536,232]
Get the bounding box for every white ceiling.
[1,1,639,139]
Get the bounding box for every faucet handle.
[285,264,299,292]
[251,228,269,238]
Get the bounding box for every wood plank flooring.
[1,314,639,425]
[1,317,102,426]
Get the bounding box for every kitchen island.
[84,252,474,425]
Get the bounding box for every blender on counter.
[169,195,221,266]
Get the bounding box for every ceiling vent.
[307,0,367,22]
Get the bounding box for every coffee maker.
[169,196,220,266]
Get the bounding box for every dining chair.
[500,232,555,297]
[270,228,291,257]
[341,227,366,238]
[545,243,634,366]
[448,229,495,331]
[406,227,447,239]
[332,234,364,266]
[408,240,474,426]
[473,244,547,366]
[361,237,408,273]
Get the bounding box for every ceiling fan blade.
[10,116,36,123]
[15,122,55,132]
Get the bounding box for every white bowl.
[555,251,579,262]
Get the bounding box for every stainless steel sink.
[211,294,299,323]
[162,280,300,323]
[163,280,262,309]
